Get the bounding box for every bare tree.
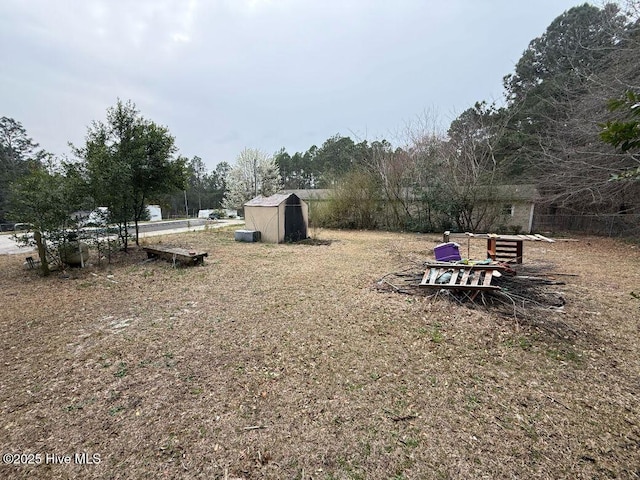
[361,111,447,231]
[363,105,515,232]
[529,3,640,213]
[429,102,518,231]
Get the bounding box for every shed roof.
[244,193,300,207]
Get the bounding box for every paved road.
[134,218,207,233]
[0,218,245,255]
[0,235,34,255]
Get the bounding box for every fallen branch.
[513,276,566,285]
[546,394,571,411]
[243,425,266,431]
[384,409,418,422]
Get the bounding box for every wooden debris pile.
[375,259,571,328]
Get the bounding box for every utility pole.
[184,190,189,218]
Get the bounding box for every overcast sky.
[1,0,589,170]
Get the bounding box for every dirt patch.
[1,229,639,479]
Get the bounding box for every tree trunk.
[34,230,50,276]
[119,223,128,252]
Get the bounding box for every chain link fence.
[533,214,640,238]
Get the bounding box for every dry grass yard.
[1,228,639,479]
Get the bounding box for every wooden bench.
[143,246,208,266]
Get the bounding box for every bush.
[314,170,381,229]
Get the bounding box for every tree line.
[219,2,639,232]
[256,2,639,232]
[2,1,639,271]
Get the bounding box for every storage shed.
[244,193,309,243]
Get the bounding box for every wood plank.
[423,261,460,267]
[421,268,439,285]
[459,268,472,285]
[419,283,499,291]
[144,246,206,256]
[483,270,494,286]
[534,233,555,242]
[143,246,208,265]
[428,268,442,285]
[423,263,509,271]
[432,268,441,284]
[449,269,459,285]
[470,273,481,286]
[443,232,555,242]
[430,268,444,285]
[444,232,485,239]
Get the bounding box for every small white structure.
[244,193,309,243]
[234,229,261,242]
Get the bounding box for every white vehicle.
[198,209,216,219]
[146,205,162,222]
[87,207,110,226]
[85,205,161,225]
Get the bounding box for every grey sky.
[1,0,587,170]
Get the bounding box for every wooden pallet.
[487,238,523,264]
[419,263,504,291]
[143,246,208,266]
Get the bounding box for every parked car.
[13,222,34,233]
[0,222,16,232]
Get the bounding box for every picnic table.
[143,246,208,266]
[443,231,555,264]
